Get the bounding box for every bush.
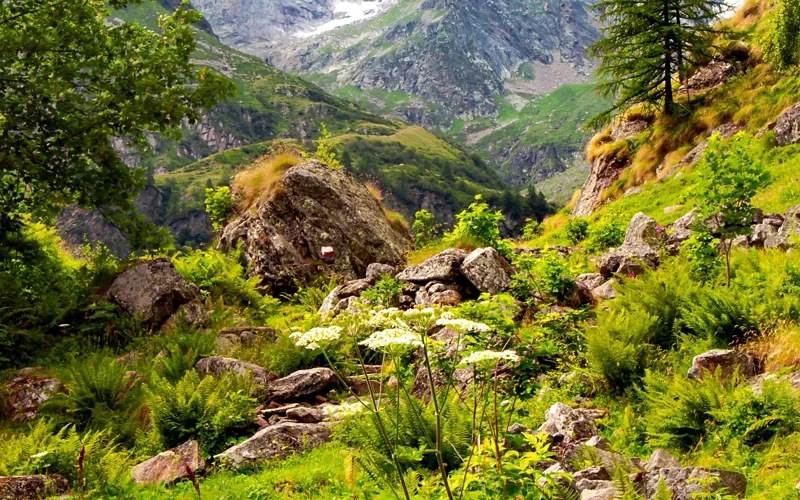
[445,195,511,258]
[204,186,233,231]
[0,421,133,494]
[520,217,542,241]
[172,247,278,316]
[510,251,579,305]
[361,275,404,308]
[286,276,340,313]
[411,209,441,248]
[146,370,256,456]
[564,217,589,244]
[762,0,800,71]
[585,215,625,253]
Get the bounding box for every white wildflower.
[403,307,435,317]
[359,328,423,353]
[368,307,402,326]
[435,317,491,333]
[459,350,520,367]
[323,402,366,419]
[289,326,342,350]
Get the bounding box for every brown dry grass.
[749,323,800,373]
[233,152,303,211]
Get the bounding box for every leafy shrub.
[520,217,542,241]
[42,353,145,446]
[510,251,578,305]
[204,186,233,231]
[411,209,441,248]
[311,122,343,169]
[762,0,800,71]
[684,230,721,283]
[154,330,216,382]
[235,329,319,377]
[361,275,404,308]
[0,421,133,494]
[146,370,256,456]
[172,247,278,316]
[586,215,625,253]
[286,276,340,313]
[446,195,511,258]
[564,217,589,244]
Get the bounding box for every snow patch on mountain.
[295,0,398,38]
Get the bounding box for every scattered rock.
[645,449,682,471]
[338,279,373,298]
[346,376,384,396]
[681,61,735,92]
[285,406,324,424]
[131,440,206,485]
[769,204,800,250]
[107,258,207,329]
[611,119,651,141]
[0,475,69,500]
[590,280,617,301]
[774,103,800,147]
[576,273,608,303]
[267,367,337,401]
[624,213,661,248]
[397,248,468,284]
[585,436,609,450]
[4,375,63,423]
[750,223,779,248]
[410,364,473,402]
[642,468,746,500]
[507,423,533,435]
[215,422,331,468]
[194,357,276,392]
[574,466,611,482]
[687,350,759,381]
[460,247,513,295]
[162,299,209,330]
[218,160,409,293]
[580,487,617,500]
[537,403,598,443]
[598,243,659,277]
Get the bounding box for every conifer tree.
[589,0,728,124]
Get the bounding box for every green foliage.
[520,218,543,241]
[285,276,340,313]
[685,230,722,283]
[172,247,278,316]
[589,0,727,121]
[42,353,145,445]
[446,195,511,258]
[146,370,256,456]
[0,0,233,238]
[0,421,133,494]
[204,186,233,231]
[694,133,771,285]
[510,251,579,305]
[312,122,343,169]
[361,275,404,308]
[154,330,216,382]
[586,308,660,390]
[411,209,442,249]
[763,0,800,71]
[564,217,589,245]
[585,214,625,253]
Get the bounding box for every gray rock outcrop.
[687,349,759,381]
[0,475,69,500]
[4,374,63,423]
[215,422,331,468]
[219,161,409,293]
[131,440,206,485]
[397,248,468,284]
[774,103,800,146]
[642,468,746,499]
[195,356,277,392]
[460,247,513,295]
[267,367,337,401]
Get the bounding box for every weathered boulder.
[768,204,800,250]
[0,475,69,500]
[590,280,617,301]
[598,243,659,277]
[687,350,758,381]
[576,273,607,303]
[667,209,699,246]
[218,160,409,292]
[366,263,396,283]
[415,282,464,306]
[285,406,324,423]
[645,449,681,471]
[574,466,611,482]
[537,403,598,442]
[572,150,630,218]
[580,487,617,500]
[750,223,779,248]
[346,375,384,396]
[460,247,513,295]
[215,422,331,468]
[642,468,746,500]
[624,213,661,248]
[194,356,276,391]
[397,248,468,283]
[4,375,63,423]
[106,258,207,328]
[774,103,800,147]
[131,440,206,485]
[267,367,337,401]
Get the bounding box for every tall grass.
[233,152,302,211]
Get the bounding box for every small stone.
[366,263,396,283]
[507,423,532,435]
[285,406,324,423]
[646,449,682,471]
[195,356,276,393]
[460,247,513,295]
[574,466,611,482]
[585,436,609,450]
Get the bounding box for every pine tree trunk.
[663,0,674,115]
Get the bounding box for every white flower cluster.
[435,317,491,333]
[368,307,402,326]
[289,326,342,350]
[403,307,436,317]
[323,402,366,419]
[459,350,520,367]
[359,328,423,353]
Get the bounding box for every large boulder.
[576,273,608,303]
[459,247,513,295]
[131,440,206,485]
[767,204,800,250]
[687,350,758,381]
[267,367,338,401]
[106,258,207,329]
[218,160,409,292]
[641,468,746,499]
[195,356,276,392]
[537,403,598,443]
[774,103,800,147]
[572,149,630,218]
[624,213,661,247]
[4,374,63,423]
[598,213,661,276]
[0,475,69,500]
[397,248,468,284]
[215,422,331,468]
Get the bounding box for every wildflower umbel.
[459,350,521,367]
[289,326,343,350]
[359,328,423,354]
[323,402,367,419]
[435,317,491,333]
